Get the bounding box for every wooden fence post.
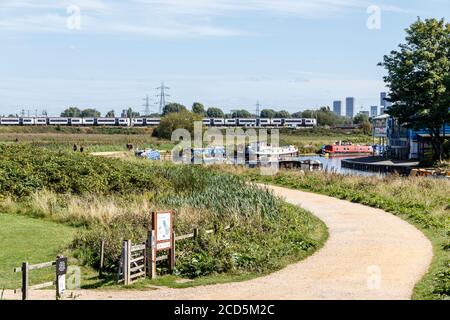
[122,240,130,285]
[193,228,199,239]
[149,230,157,279]
[99,240,105,278]
[21,262,28,301]
[126,240,131,285]
[169,231,176,273]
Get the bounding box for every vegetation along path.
[7,184,433,300]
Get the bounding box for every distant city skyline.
[0,1,448,116]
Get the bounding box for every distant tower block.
[346,97,355,118]
[333,101,342,116]
[371,106,378,118]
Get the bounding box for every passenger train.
[0,117,317,128]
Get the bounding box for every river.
[296,155,386,177]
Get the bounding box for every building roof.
[372,114,390,120]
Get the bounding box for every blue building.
[333,101,342,116]
[387,118,450,160]
[346,97,355,118]
[370,106,378,118]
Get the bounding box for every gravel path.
[5,184,433,300]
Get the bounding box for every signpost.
[148,211,175,278]
[56,256,67,298]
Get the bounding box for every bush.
[152,111,202,140]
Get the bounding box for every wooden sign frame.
[148,211,176,279]
[152,211,174,251]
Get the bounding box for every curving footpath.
[6,184,433,300]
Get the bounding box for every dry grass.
[1,190,151,226]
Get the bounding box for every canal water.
[296,155,386,177]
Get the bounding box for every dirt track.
[5,184,433,300]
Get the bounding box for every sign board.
[152,211,173,252]
[56,257,68,276]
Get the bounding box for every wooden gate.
[118,240,146,285]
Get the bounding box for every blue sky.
[0,0,449,116]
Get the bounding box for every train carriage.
[96,118,117,126]
[35,118,47,125]
[304,119,317,127]
[225,119,237,126]
[271,118,283,127]
[144,118,161,126]
[257,118,271,127]
[131,118,144,126]
[0,118,20,125]
[284,119,304,128]
[212,118,225,126]
[118,118,130,126]
[49,117,69,125]
[21,118,35,125]
[69,118,82,126]
[238,118,257,127]
[82,118,95,126]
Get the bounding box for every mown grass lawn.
[0,213,76,289]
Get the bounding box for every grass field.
[0,213,76,290]
[215,166,450,300]
[0,133,174,153]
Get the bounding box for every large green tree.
[231,109,252,118]
[192,102,206,115]
[291,111,303,118]
[353,113,370,125]
[81,109,101,118]
[61,107,82,117]
[274,110,291,118]
[206,107,224,118]
[121,108,140,118]
[379,18,450,161]
[153,110,202,140]
[163,103,187,116]
[105,110,115,118]
[260,109,276,118]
